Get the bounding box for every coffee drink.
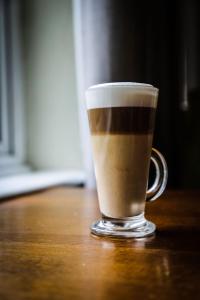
[86,83,168,238]
[86,83,158,219]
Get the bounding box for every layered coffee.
[86,83,158,219]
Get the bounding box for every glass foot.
[91,214,156,238]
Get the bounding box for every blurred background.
[0,0,200,198]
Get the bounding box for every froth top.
[86,82,158,109]
[88,82,155,90]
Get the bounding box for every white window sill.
[0,170,86,198]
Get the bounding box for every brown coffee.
[88,107,156,134]
[88,106,156,218]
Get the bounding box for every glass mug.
[86,82,168,238]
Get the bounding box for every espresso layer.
[88,106,156,134]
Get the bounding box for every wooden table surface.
[0,188,199,300]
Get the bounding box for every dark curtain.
[80,0,200,188]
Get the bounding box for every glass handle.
[146,148,168,202]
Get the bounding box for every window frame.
[0,0,9,154]
[0,0,30,176]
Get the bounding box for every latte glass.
[86,82,168,238]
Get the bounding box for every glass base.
[90,213,156,238]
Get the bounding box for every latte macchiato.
[86,83,158,218]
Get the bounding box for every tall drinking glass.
[86,82,168,238]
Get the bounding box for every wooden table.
[0,188,199,300]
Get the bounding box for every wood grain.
[0,188,199,300]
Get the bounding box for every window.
[0,0,29,176]
[0,0,85,197]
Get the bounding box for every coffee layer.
[88,107,156,134]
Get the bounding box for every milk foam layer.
[86,82,158,109]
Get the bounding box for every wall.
[22,0,83,170]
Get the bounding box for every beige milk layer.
[91,133,153,218]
